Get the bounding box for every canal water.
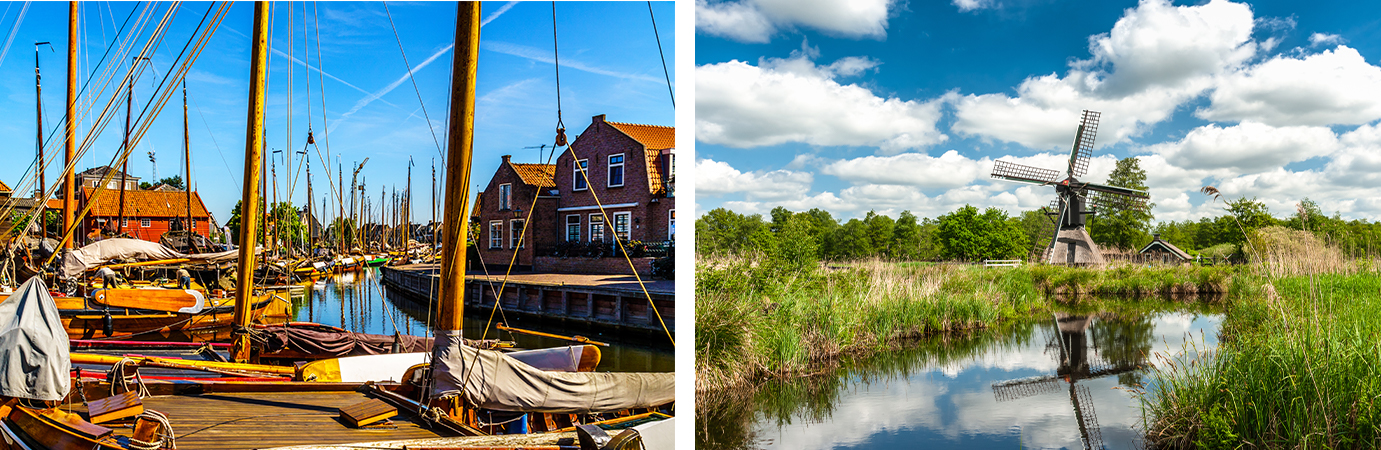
[699,303,1224,450]
[288,268,674,373]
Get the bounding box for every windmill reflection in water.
[991,313,1149,450]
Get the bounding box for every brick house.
[555,114,675,246]
[471,114,674,274]
[473,156,559,270]
[79,187,211,243]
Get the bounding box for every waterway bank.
[695,258,1234,392]
[698,302,1225,449]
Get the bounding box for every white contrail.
[481,1,519,27]
[335,43,453,124]
[484,41,659,83]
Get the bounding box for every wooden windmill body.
[990,110,1150,265]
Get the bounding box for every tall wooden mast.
[184,80,194,251]
[34,43,48,200]
[436,1,479,333]
[233,1,271,363]
[62,2,77,249]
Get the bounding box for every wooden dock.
[380,264,674,333]
[66,391,441,449]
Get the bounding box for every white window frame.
[120,217,129,228]
[589,214,605,242]
[566,215,581,242]
[607,154,624,188]
[498,183,512,211]
[669,209,676,241]
[573,159,589,191]
[509,219,525,249]
[190,218,197,230]
[489,221,503,249]
[140,218,151,228]
[612,212,630,242]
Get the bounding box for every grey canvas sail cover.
[60,238,251,277]
[430,332,673,413]
[0,276,71,401]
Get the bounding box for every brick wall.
[475,156,559,267]
[555,115,669,244]
[534,255,654,276]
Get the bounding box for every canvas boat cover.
[430,332,673,413]
[60,238,250,277]
[0,276,70,401]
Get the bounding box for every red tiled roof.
[470,193,482,217]
[510,163,556,188]
[0,179,10,194]
[82,187,210,218]
[607,121,674,150]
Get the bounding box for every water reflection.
[289,269,673,373]
[699,303,1222,450]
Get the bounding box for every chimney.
[1153,233,1161,241]
[502,155,511,164]
[592,114,606,123]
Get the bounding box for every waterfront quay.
[380,264,674,334]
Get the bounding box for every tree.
[695,208,768,255]
[1017,209,1053,255]
[1088,156,1154,251]
[830,219,875,260]
[768,214,818,270]
[891,211,923,260]
[935,205,1028,261]
[862,211,895,257]
[156,175,185,190]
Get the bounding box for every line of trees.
[697,156,1381,263]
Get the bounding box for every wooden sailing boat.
[0,3,672,449]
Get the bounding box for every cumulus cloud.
[821,150,987,188]
[695,158,814,201]
[695,0,893,43]
[952,0,1256,149]
[1148,122,1338,173]
[1197,46,1381,126]
[953,0,993,13]
[1309,32,1345,47]
[696,53,947,153]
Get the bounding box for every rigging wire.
[382,1,444,157]
[646,1,673,108]
[0,1,30,69]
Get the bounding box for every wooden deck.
[71,391,442,449]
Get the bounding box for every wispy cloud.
[223,26,394,107]
[481,2,519,27]
[483,41,660,83]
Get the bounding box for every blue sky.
[694,0,1381,224]
[0,1,674,227]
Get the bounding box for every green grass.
[1140,273,1381,448]
[694,257,1232,392]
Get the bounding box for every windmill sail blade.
[992,374,1062,402]
[1085,183,1150,213]
[992,160,1061,184]
[1068,110,1100,178]
[1071,384,1105,450]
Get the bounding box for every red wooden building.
[79,187,212,244]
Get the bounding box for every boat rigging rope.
[382,1,444,157]
[646,1,673,108]
[108,357,151,398]
[129,410,177,450]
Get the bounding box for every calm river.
[289,268,674,373]
[699,304,1223,449]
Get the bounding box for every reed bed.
[694,256,1043,392]
[1030,263,1236,297]
[1140,230,1381,448]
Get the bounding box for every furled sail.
[430,332,674,413]
[60,238,253,277]
[0,276,71,401]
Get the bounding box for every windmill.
[990,110,1150,264]
[991,313,1148,450]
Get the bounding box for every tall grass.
[695,256,1043,391]
[1139,229,1381,448]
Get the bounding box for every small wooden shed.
[1138,234,1191,264]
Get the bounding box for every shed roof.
[1138,237,1192,260]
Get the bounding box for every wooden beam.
[233,1,271,363]
[436,2,480,333]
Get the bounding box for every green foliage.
[155,175,185,190]
[1089,157,1154,250]
[7,210,60,236]
[935,205,1028,261]
[696,208,768,256]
